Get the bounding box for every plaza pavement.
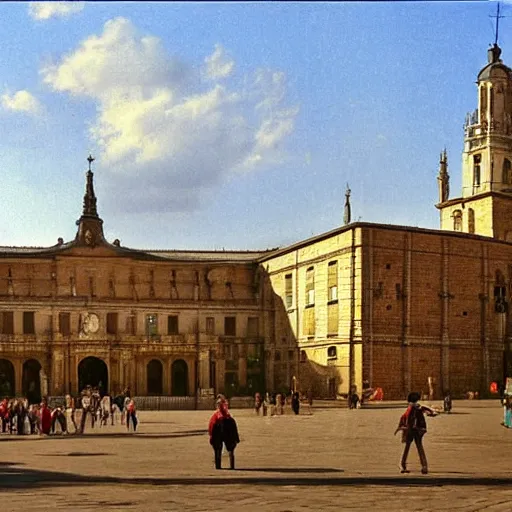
[0,400,511,511]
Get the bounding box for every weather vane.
[87,154,95,172]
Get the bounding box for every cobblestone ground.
[0,401,511,511]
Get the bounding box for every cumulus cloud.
[1,90,42,115]
[42,17,298,213]
[203,44,235,80]
[29,2,84,20]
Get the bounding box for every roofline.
[258,221,512,262]
[436,190,512,209]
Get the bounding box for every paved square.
[1,401,511,511]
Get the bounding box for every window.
[275,351,281,361]
[0,312,13,335]
[453,210,462,232]
[285,273,293,309]
[247,317,259,337]
[224,317,236,336]
[305,267,315,306]
[288,350,295,361]
[303,307,315,336]
[468,208,475,234]
[473,154,481,186]
[126,313,136,335]
[106,312,118,335]
[503,158,512,185]
[327,346,337,359]
[206,316,215,335]
[167,315,179,335]
[300,350,307,363]
[59,312,71,336]
[328,261,338,302]
[146,314,158,337]
[23,312,35,335]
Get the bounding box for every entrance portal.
[22,359,41,404]
[171,359,188,396]
[0,359,15,397]
[147,359,163,395]
[78,357,108,395]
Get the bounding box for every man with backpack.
[395,392,435,474]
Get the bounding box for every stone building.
[1,43,512,402]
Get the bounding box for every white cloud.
[29,2,84,21]
[42,17,298,213]
[1,90,42,115]
[203,44,235,80]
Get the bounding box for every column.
[198,350,210,390]
[216,358,226,394]
[14,359,23,397]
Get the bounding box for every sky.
[0,1,508,251]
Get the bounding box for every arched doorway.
[78,357,108,395]
[22,359,41,404]
[171,359,188,396]
[0,359,15,397]
[147,359,163,395]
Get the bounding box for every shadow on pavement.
[238,468,344,473]
[0,432,206,441]
[1,462,512,489]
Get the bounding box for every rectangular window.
[206,316,215,335]
[285,273,293,309]
[303,307,315,337]
[305,267,315,306]
[167,315,179,335]
[126,313,136,335]
[328,261,338,302]
[473,154,481,186]
[1,312,13,335]
[224,316,236,336]
[106,312,118,335]
[23,312,35,335]
[247,317,259,337]
[146,314,158,337]
[327,304,339,336]
[59,312,71,336]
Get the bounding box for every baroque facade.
[2,43,512,401]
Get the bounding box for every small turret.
[343,184,351,225]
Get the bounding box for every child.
[503,395,512,428]
[395,392,435,474]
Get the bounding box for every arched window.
[503,158,512,185]
[468,208,475,234]
[327,346,337,359]
[300,350,307,363]
[453,210,463,232]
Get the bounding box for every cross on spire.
[490,2,505,47]
[87,154,95,172]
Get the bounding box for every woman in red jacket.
[208,397,240,470]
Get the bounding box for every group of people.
[253,390,313,416]
[0,385,138,436]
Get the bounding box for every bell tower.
[436,40,512,239]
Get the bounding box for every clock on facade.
[83,313,99,334]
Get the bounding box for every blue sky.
[0,1,507,250]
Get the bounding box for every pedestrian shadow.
[238,468,344,474]
[0,462,511,489]
[43,452,111,457]
[0,432,206,441]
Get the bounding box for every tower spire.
[437,149,449,203]
[75,154,105,247]
[491,2,504,47]
[83,154,98,217]
[343,183,351,225]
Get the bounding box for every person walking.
[291,391,300,415]
[208,397,240,470]
[395,392,435,474]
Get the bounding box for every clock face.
[83,313,99,334]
